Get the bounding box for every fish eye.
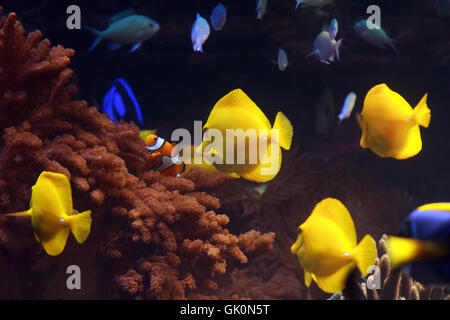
[149,23,154,28]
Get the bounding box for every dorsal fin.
[366,83,390,97]
[209,89,271,129]
[310,198,357,246]
[109,8,137,25]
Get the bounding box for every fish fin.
[88,37,102,52]
[85,26,101,36]
[39,172,73,214]
[109,8,137,25]
[108,42,121,51]
[41,227,70,256]
[315,262,356,293]
[353,234,377,276]
[389,38,400,55]
[32,172,73,216]
[366,83,390,96]
[304,271,312,287]
[241,142,282,183]
[273,112,293,150]
[33,233,40,242]
[129,42,142,52]
[336,39,343,61]
[306,51,316,58]
[412,93,430,128]
[356,113,368,148]
[310,198,357,246]
[227,172,241,179]
[211,89,272,129]
[5,209,32,217]
[68,210,92,244]
[417,202,450,212]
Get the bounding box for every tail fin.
[273,112,293,150]
[5,209,32,217]
[85,26,102,52]
[389,39,400,55]
[69,210,92,244]
[353,234,377,276]
[413,94,430,128]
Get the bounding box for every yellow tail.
[413,93,430,128]
[273,112,293,150]
[68,210,92,244]
[353,234,377,276]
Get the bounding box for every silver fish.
[87,9,160,52]
[307,19,343,64]
[354,20,399,54]
[191,13,211,52]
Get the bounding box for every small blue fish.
[257,0,268,20]
[387,203,450,285]
[277,48,288,71]
[307,18,343,64]
[338,92,357,124]
[191,13,211,52]
[354,20,399,55]
[210,3,227,31]
[102,78,143,126]
[86,9,160,52]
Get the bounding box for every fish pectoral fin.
[129,42,142,52]
[304,271,313,287]
[69,210,92,244]
[314,262,356,293]
[41,227,70,256]
[5,209,32,217]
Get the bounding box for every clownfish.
[145,134,185,177]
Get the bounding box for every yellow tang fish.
[198,89,293,183]
[5,171,92,256]
[291,198,377,293]
[357,83,431,159]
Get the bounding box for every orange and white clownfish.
[145,134,185,177]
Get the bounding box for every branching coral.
[0,11,274,299]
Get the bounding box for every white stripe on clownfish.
[146,136,165,151]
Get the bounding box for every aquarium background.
[0,0,449,300]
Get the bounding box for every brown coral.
[0,11,274,299]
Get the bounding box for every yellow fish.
[290,198,377,293]
[5,171,92,256]
[139,129,157,142]
[198,89,293,183]
[357,83,430,159]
